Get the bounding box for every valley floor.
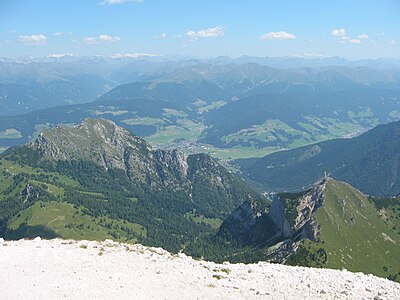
[0,238,399,300]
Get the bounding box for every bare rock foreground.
[1,238,399,299]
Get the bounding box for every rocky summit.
[1,238,399,300]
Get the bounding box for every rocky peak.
[30,118,153,169]
[24,119,244,196]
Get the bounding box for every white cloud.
[111,52,160,58]
[53,32,63,37]
[19,34,47,45]
[185,26,224,39]
[331,28,347,37]
[348,39,362,44]
[155,33,182,39]
[291,52,328,58]
[83,37,97,44]
[83,34,121,44]
[259,31,296,40]
[101,0,142,4]
[155,33,168,39]
[358,34,369,40]
[331,28,364,44]
[47,53,76,58]
[389,40,396,45]
[99,34,121,42]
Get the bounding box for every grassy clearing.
[185,212,222,229]
[29,180,65,197]
[162,108,188,118]
[0,158,82,201]
[223,119,303,144]
[192,99,207,107]
[208,145,281,160]
[0,128,22,139]
[7,201,147,242]
[122,117,165,126]
[129,197,139,203]
[0,159,39,175]
[197,101,226,114]
[0,159,80,188]
[389,110,400,119]
[92,110,129,116]
[0,146,8,153]
[76,190,105,198]
[223,117,372,150]
[217,115,384,160]
[146,119,205,144]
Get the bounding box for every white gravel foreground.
[0,238,399,300]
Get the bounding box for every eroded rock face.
[152,149,189,189]
[218,196,275,245]
[21,184,39,203]
[218,179,328,261]
[267,195,293,240]
[292,179,326,242]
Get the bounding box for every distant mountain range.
[4,54,400,69]
[1,61,400,161]
[1,56,399,116]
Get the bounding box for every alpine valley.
[1,118,399,282]
[1,58,400,162]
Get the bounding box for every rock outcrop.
[218,178,328,260]
[21,184,40,203]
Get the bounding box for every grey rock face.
[267,195,293,239]
[292,179,326,242]
[218,179,328,261]
[21,184,39,203]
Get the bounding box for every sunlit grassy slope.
[6,201,146,243]
[288,179,400,280]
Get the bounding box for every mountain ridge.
[219,177,400,279]
[1,118,262,253]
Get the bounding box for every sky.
[0,0,399,59]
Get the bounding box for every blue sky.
[0,0,399,59]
